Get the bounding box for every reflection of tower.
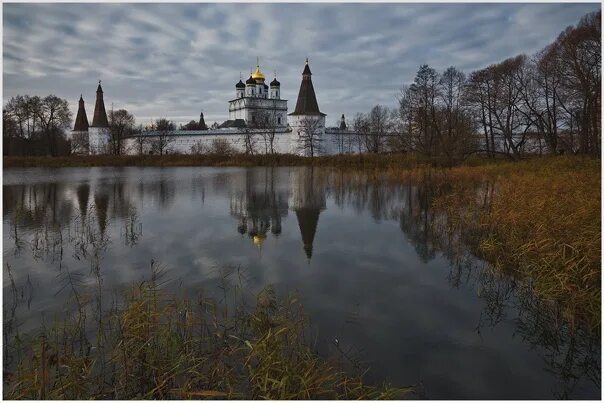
[94,187,109,239]
[289,167,326,260]
[76,183,90,219]
[295,208,321,260]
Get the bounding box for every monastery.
[71,59,356,156]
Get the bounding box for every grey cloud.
[3,3,599,127]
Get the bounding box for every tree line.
[2,96,181,157]
[3,95,72,156]
[343,11,600,163]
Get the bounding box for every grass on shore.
[426,156,601,329]
[3,152,500,169]
[4,271,411,400]
[319,155,600,328]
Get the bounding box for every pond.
[3,166,600,399]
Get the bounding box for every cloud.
[3,3,599,126]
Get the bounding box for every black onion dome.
[263,83,268,90]
[246,75,256,85]
[236,79,245,88]
[270,78,280,87]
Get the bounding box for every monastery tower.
[71,95,90,154]
[89,81,110,154]
[288,59,326,156]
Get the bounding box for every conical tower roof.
[91,81,109,128]
[199,111,207,130]
[73,95,89,131]
[289,59,325,116]
[339,114,347,130]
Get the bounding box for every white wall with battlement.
[120,126,370,156]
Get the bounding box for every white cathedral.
[72,59,354,156]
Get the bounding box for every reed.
[429,156,601,329]
[3,272,412,400]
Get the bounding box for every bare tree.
[131,124,148,155]
[254,109,280,154]
[37,95,72,156]
[467,69,497,157]
[466,57,530,159]
[399,65,442,156]
[352,113,369,154]
[436,67,477,163]
[553,11,601,155]
[296,117,324,157]
[364,105,391,153]
[3,94,71,156]
[4,95,42,140]
[109,109,135,155]
[391,86,414,153]
[150,118,175,156]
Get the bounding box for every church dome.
[270,78,280,87]
[246,75,256,85]
[251,65,265,81]
[236,79,245,88]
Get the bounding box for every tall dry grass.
[430,156,601,329]
[4,270,411,400]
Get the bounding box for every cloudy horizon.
[3,3,600,127]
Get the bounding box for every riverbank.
[3,152,496,169]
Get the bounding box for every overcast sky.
[3,3,600,127]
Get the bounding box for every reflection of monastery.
[71,59,355,156]
[228,167,326,259]
[5,166,471,264]
[5,167,328,261]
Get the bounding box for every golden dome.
[251,65,265,81]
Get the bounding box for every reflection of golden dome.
[253,233,267,247]
[251,65,265,81]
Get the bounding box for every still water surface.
[3,167,600,399]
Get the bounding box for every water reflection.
[2,167,600,399]
[230,168,289,248]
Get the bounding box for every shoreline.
[3,152,519,169]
